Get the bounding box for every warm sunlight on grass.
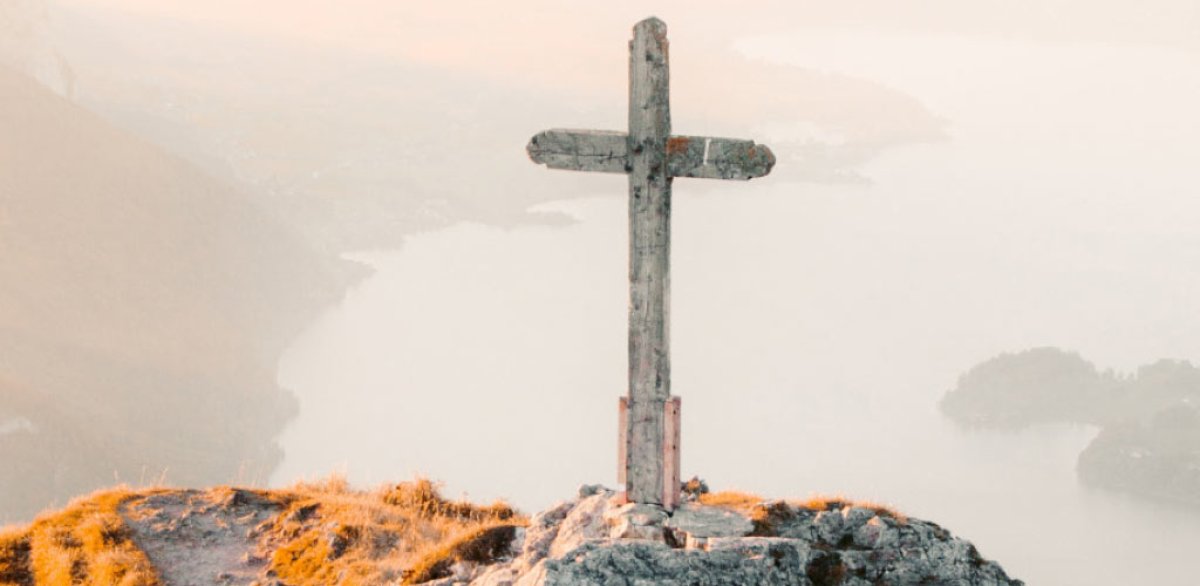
[796,494,909,524]
[699,489,909,530]
[697,491,764,513]
[0,478,915,585]
[1,476,525,586]
[0,525,32,586]
[0,487,160,586]
[265,476,525,586]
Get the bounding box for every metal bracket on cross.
[526,17,775,511]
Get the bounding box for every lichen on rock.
[458,487,1023,586]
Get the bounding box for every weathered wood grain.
[617,397,629,485]
[662,396,681,510]
[626,16,672,507]
[527,130,774,181]
[667,135,775,180]
[526,129,629,174]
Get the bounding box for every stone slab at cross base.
[604,503,669,541]
[665,502,754,539]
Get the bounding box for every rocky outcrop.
[458,487,1022,586]
[0,482,1021,585]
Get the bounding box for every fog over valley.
[2,1,1199,584]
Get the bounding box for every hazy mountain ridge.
[941,347,1200,506]
[0,64,356,522]
[0,0,73,97]
[942,347,1199,428]
[43,1,948,254]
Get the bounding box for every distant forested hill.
[940,348,1118,428]
[0,64,355,522]
[941,347,1200,507]
[941,347,1199,429]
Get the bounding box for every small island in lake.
[941,347,1200,507]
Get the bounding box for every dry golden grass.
[403,524,518,585]
[697,491,764,513]
[0,487,159,586]
[794,494,908,524]
[0,526,33,586]
[2,476,525,586]
[699,490,909,531]
[3,479,912,585]
[263,477,525,586]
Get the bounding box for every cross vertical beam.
[626,17,673,506]
[526,16,775,514]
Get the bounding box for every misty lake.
[273,33,1200,585]
[272,189,1200,585]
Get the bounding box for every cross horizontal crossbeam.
[527,129,775,180]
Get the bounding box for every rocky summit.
[0,482,1022,585]
[448,486,1023,586]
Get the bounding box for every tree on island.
[942,347,1200,507]
[939,347,1121,429]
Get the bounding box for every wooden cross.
[527,17,774,510]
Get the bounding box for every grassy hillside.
[0,479,521,586]
[0,65,356,522]
[0,481,913,586]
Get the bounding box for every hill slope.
[0,482,1022,585]
[0,65,353,522]
[0,479,519,586]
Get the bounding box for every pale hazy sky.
[61,0,1200,85]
